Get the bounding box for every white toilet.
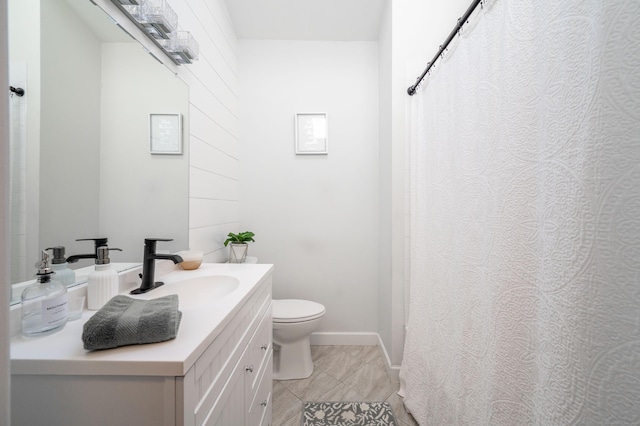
[272,299,326,380]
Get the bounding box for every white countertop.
[10,263,273,377]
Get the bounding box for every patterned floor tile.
[315,350,363,381]
[273,345,404,426]
[316,381,366,402]
[344,345,380,363]
[279,369,342,401]
[273,381,303,425]
[341,360,397,401]
[386,390,418,426]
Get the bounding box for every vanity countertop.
[10,263,273,377]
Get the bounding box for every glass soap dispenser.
[47,246,76,286]
[21,250,68,337]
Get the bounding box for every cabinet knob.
[260,344,268,350]
[260,400,268,407]
[245,365,254,373]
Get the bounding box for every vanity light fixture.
[162,31,199,64]
[109,0,199,65]
[136,0,178,39]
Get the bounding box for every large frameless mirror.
[8,0,189,304]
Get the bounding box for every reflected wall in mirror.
[8,0,189,303]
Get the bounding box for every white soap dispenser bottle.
[47,246,76,286]
[21,250,68,337]
[87,246,119,310]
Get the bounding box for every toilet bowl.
[272,299,326,380]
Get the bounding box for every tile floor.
[272,345,418,426]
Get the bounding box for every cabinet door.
[202,353,246,426]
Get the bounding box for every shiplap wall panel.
[186,74,238,138]
[170,0,239,261]
[172,1,237,96]
[190,167,238,201]
[190,137,239,180]
[188,107,239,159]
[179,56,237,115]
[183,13,237,91]
[187,0,238,71]
[189,199,238,229]
[189,223,238,261]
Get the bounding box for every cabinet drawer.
[248,350,273,426]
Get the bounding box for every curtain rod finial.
[9,86,25,97]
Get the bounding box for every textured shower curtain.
[400,0,640,424]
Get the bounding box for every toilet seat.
[273,299,325,323]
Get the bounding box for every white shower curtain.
[400,0,640,424]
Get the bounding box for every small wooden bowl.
[177,250,203,270]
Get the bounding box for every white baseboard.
[310,332,379,346]
[377,333,401,383]
[309,332,401,383]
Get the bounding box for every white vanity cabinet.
[11,265,273,426]
[181,278,273,425]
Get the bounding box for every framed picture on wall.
[295,112,328,155]
[150,113,182,154]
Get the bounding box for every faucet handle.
[144,238,174,252]
[77,237,109,249]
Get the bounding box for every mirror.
[8,0,189,304]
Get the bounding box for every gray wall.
[40,0,101,255]
[99,43,189,261]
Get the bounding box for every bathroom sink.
[132,275,240,306]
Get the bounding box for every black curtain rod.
[407,0,482,96]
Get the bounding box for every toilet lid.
[272,299,326,323]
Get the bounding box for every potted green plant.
[224,231,255,263]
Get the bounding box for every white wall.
[377,0,475,368]
[238,40,379,334]
[378,0,394,362]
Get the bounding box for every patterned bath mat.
[302,401,397,426]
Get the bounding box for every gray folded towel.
[82,295,182,351]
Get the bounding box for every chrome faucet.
[130,238,183,294]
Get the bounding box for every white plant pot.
[229,243,248,263]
